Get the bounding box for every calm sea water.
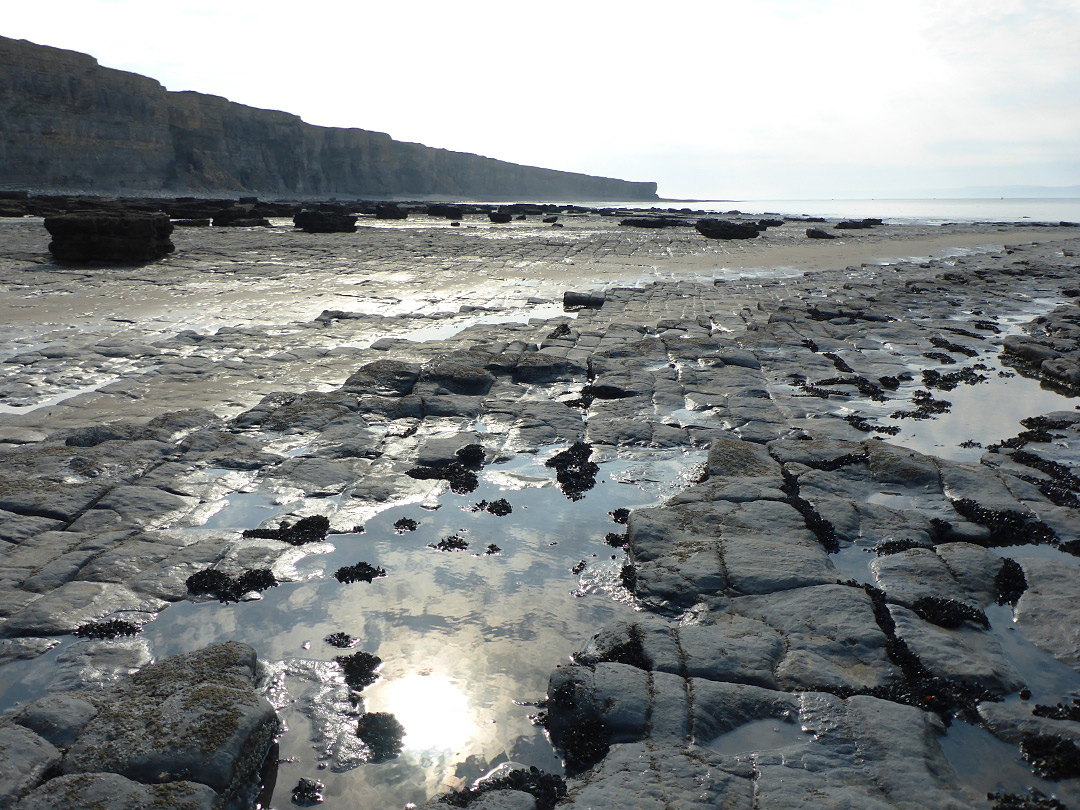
[614,197,1080,226]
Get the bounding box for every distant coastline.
[632,197,1080,225]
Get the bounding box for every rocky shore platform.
[2,204,1080,809]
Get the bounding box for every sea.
[612,197,1080,226]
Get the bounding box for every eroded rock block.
[44,211,174,263]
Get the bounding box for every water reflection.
[126,448,704,808]
[369,673,474,753]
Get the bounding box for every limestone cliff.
[0,36,658,201]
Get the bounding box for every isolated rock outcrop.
[44,211,174,263]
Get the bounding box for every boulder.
[61,642,279,799]
[563,291,605,310]
[375,203,408,220]
[488,210,513,223]
[805,228,837,239]
[835,218,882,229]
[293,210,358,233]
[44,211,174,263]
[694,219,761,240]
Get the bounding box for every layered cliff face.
[0,36,658,201]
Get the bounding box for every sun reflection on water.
[373,673,476,753]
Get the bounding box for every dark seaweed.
[406,462,479,494]
[838,582,996,722]
[547,323,572,340]
[1033,700,1080,722]
[930,336,979,357]
[911,596,989,629]
[486,498,513,516]
[950,499,1059,546]
[334,561,387,584]
[243,515,330,546]
[605,531,628,548]
[74,619,140,639]
[823,351,854,373]
[336,651,382,690]
[291,778,324,806]
[843,413,901,435]
[922,367,988,391]
[874,539,930,556]
[1020,735,1080,780]
[456,444,486,467]
[545,442,599,501]
[922,351,957,364]
[994,558,1028,605]
[610,508,630,524]
[892,390,951,420]
[813,375,887,402]
[619,562,637,591]
[780,469,839,553]
[186,567,278,603]
[988,790,1070,810]
[429,534,469,551]
[436,767,567,810]
[355,712,405,762]
[324,632,357,648]
[394,517,419,533]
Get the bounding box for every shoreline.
[2,212,1080,809]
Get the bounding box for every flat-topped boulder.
[44,211,174,263]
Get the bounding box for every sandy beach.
[2,209,1080,809]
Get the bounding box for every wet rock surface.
[2,211,1080,808]
[0,642,277,809]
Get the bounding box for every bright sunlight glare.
[376,673,475,753]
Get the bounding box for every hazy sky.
[5,0,1078,199]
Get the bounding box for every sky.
[4,0,1079,199]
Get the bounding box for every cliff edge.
[0,36,658,201]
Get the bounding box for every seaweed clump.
[994,558,1028,605]
[486,498,513,517]
[1020,735,1080,780]
[334,561,387,584]
[74,619,140,639]
[892,390,951,420]
[243,515,330,546]
[436,767,568,810]
[610,508,630,524]
[545,442,599,501]
[336,650,382,690]
[186,567,278,603]
[430,534,469,551]
[950,499,1059,546]
[355,712,405,762]
[291,778,324,806]
[324,632,357,649]
[393,517,419,534]
[911,596,989,629]
[1032,699,1080,722]
[988,790,1069,810]
[406,462,479,494]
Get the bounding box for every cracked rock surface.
[3,212,1080,808]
